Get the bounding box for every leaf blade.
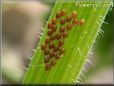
[22,0,112,84]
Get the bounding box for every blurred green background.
[1,0,113,84]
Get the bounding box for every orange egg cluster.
[41,9,85,70]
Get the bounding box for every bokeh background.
[1,0,113,84]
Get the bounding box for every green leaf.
[22,0,113,84]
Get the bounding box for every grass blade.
[22,0,113,84]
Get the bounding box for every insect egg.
[48,23,52,29]
[51,25,56,32]
[48,30,52,36]
[66,16,72,22]
[72,11,77,18]
[59,47,64,54]
[63,31,68,38]
[56,11,61,19]
[55,53,60,60]
[44,48,49,55]
[66,24,72,30]
[41,43,46,51]
[60,27,65,32]
[53,46,59,52]
[60,18,65,25]
[49,42,54,49]
[50,34,56,40]
[44,55,50,63]
[45,64,51,70]
[51,60,56,66]
[52,18,56,24]
[49,50,54,57]
[56,33,62,40]
[45,37,50,44]
[79,19,85,26]
[72,19,78,26]
[60,9,66,16]
[58,39,64,47]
